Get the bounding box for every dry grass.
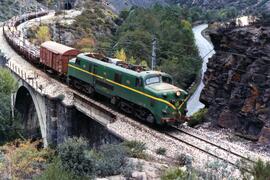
[0,140,54,179]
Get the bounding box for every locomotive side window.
[135,78,142,87]
[114,73,122,84]
[75,58,80,65]
[162,76,173,84]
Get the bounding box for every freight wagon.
[40,41,80,75]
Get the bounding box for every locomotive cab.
[141,72,189,124]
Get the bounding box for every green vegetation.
[188,108,208,127]
[73,0,117,53]
[0,140,53,179]
[57,137,96,177]
[0,68,19,144]
[161,167,188,180]
[36,158,79,180]
[114,48,127,61]
[71,4,203,89]
[156,147,167,155]
[36,26,51,44]
[176,154,193,167]
[240,159,270,180]
[54,137,139,178]
[114,6,201,89]
[122,140,147,159]
[251,159,270,180]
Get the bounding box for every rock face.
[200,25,270,142]
[0,0,46,22]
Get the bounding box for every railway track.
[163,126,255,172]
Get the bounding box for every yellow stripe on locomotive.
[67,53,189,124]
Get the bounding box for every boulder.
[131,171,147,180]
[217,109,238,129]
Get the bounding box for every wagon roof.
[41,41,78,55]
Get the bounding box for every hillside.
[29,3,201,89]
[104,0,169,13]
[0,0,46,22]
[105,0,270,16]
[172,0,257,9]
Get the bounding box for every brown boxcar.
[40,41,80,75]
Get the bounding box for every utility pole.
[151,36,157,70]
[19,1,22,24]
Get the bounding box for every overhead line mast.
[151,36,157,70]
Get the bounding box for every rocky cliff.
[200,25,270,143]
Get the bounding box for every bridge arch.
[65,2,72,10]
[15,85,47,146]
[64,0,73,10]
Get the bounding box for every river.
[186,24,215,116]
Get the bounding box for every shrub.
[57,137,96,177]
[36,158,79,180]
[251,159,270,180]
[161,167,188,180]
[58,138,130,178]
[122,140,146,159]
[188,108,208,127]
[156,147,166,155]
[1,140,53,179]
[96,144,127,177]
[176,154,193,167]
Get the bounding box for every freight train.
[3,12,190,124]
[39,41,189,124]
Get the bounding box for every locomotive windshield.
[145,76,161,85]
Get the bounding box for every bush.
[122,140,146,159]
[251,159,270,180]
[188,108,208,127]
[176,154,193,167]
[1,140,53,179]
[161,167,188,180]
[156,147,166,155]
[58,138,130,178]
[96,144,128,177]
[57,137,96,177]
[36,158,79,180]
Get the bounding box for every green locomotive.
[67,53,189,124]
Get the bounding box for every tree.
[0,68,18,144]
[0,68,17,94]
[129,56,136,64]
[114,48,127,61]
[115,7,201,89]
[36,25,51,43]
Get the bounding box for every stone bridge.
[0,46,121,147]
[6,61,121,147]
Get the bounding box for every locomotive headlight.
[176,91,181,97]
[162,109,168,115]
